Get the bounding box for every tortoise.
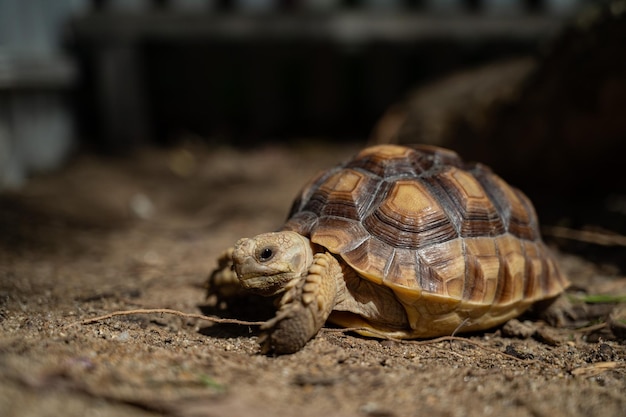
[208,144,569,354]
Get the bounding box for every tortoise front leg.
[206,247,247,300]
[260,252,342,354]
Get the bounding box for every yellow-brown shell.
[283,144,568,335]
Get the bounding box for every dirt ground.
[1,142,625,417]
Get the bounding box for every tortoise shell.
[283,144,568,336]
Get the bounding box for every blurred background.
[1,0,625,264]
[0,0,591,181]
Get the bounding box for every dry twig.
[542,226,626,246]
[322,327,538,364]
[571,361,624,378]
[74,308,265,326]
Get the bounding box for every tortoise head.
[232,231,314,296]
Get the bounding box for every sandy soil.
[1,143,625,417]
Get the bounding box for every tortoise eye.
[258,247,274,262]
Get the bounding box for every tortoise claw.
[206,247,247,300]
[260,277,314,354]
[260,253,340,354]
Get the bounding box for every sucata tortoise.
[208,144,569,354]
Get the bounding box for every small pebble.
[116,331,130,342]
[501,319,535,339]
[129,193,155,219]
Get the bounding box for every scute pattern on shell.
[284,145,568,315]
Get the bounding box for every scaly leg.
[259,252,342,354]
[206,247,246,300]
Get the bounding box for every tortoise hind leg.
[260,252,341,354]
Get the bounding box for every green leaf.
[198,374,226,392]
[570,294,626,304]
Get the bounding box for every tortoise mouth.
[233,241,300,296]
[239,275,286,296]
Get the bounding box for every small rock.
[116,331,130,342]
[533,326,563,346]
[608,305,626,340]
[292,374,336,387]
[586,343,616,363]
[129,193,155,219]
[504,344,534,360]
[501,319,535,339]
[359,402,396,417]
